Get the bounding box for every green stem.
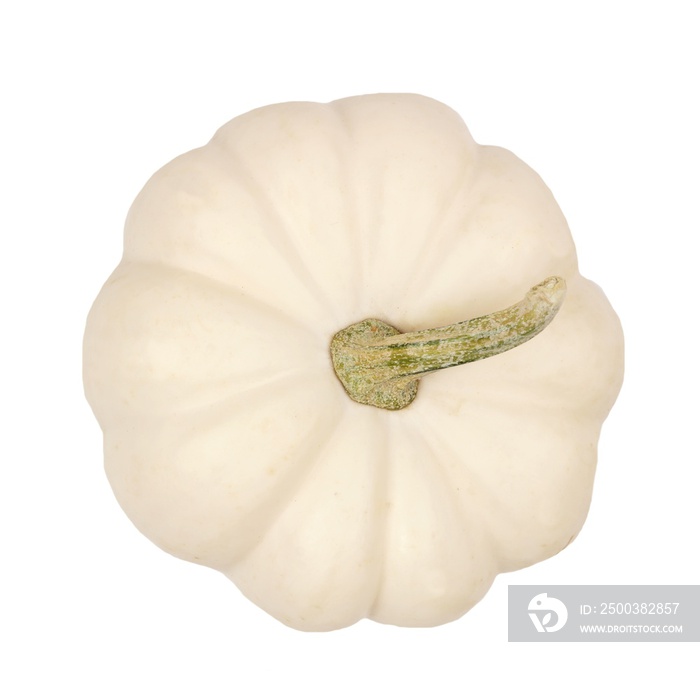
[330,276,566,410]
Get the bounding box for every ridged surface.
[83,94,624,630]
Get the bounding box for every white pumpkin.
[83,94,623,631]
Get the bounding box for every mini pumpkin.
[83,94,623,630]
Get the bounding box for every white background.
[2,1,698,697]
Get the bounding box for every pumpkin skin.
[83,94,623,631]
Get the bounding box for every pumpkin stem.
[330,276,566,410]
